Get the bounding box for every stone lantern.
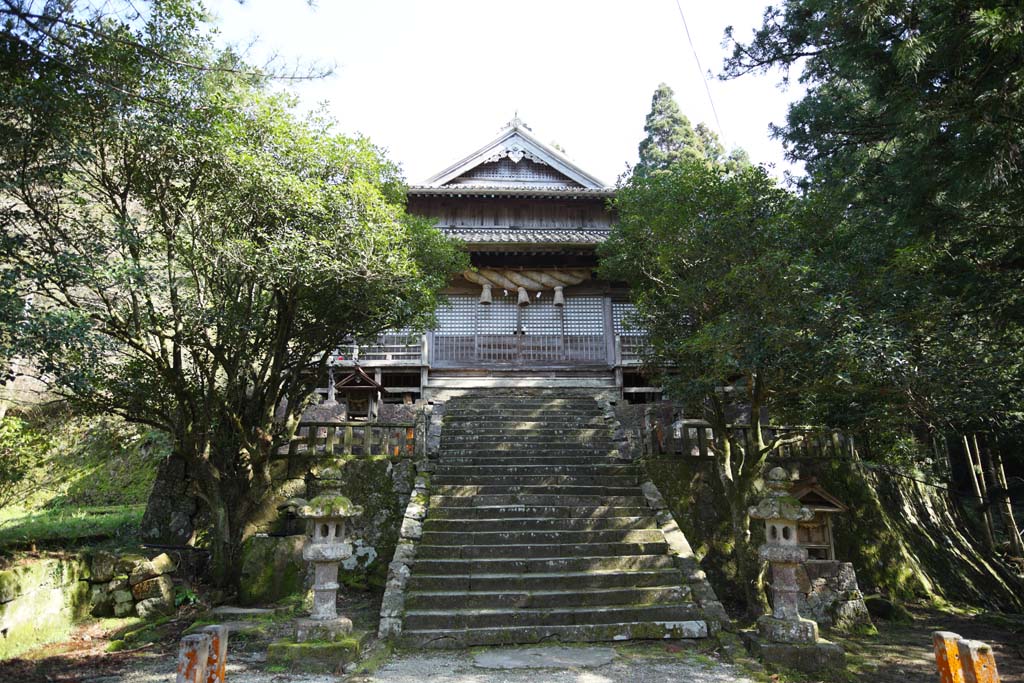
[295,477,363,642]
[747,466,844,672]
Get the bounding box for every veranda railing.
[640,405,859,460]
[286,420,421,459]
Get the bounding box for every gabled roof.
[418,118,608,190]
[334,366,383,392]
[791,478,848,513]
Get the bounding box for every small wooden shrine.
[791,478,848,561]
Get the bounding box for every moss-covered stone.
[238,535,306,605]
[265,636,363,673]
[0,557,92,658]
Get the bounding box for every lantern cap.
[299,494,363,519]
[749,467,813,522]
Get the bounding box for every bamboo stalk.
[964,434,996,552]
[990,445,1024,558]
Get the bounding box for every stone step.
[433,464,635,476]
[440,436,614,446]
[438,456,629,466]
[438,447,618,457]
[420,528,664,547]
[415,541,669,559]
[423,516,654,533]
[401,620,708,648]
[407,568,682,593]
[431,485,644,498]
[406,585,689,611]
[429,494,647,508]
[413,554,675,575]
[431,474,639,487]
[447,398,600,407]
[402,603,702,632]
[441,425,611,435]
[426,505,653,520]
[442,419,608,428]
[444,408,604,418]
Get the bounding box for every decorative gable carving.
[420,120,607,190]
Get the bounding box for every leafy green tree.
[722,0,1024,435]
[1,1,465,584]
[636,83,707,172]
[601,158,824,614]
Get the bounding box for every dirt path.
[3,604,1022,682]
[834,606,1024,683]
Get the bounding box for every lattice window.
[564,297,604,335]
[521,292,561,334]
[613,302,646,336]
[434,296,477,336]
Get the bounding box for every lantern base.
[295,616,354,643]
[757,615,819,644]
[743,631,845,674]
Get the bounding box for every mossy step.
[438,456,629,466]
[440,435,614,445]
[420,528,664,546]
[400,620,709,648]
[402,603,703,631]
[434,464,634,476]
[412,554,675,575]
[431,485,643,497]
[438,447,617,456]
[266,632,367,674]
[423,516,654,533]
[407,568,683,592]
[431,475,639,487]
[428,494,647,508]
[441,427,611,436]
[426,505,652,520]
[405,585,690,610]
[442,420,608,429]
[415,540,670,559]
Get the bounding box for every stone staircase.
[399,390,712,648]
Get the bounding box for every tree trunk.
[727,495,768,617]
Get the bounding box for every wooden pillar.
[200,625,228,683]
[602,296,615,367]
[933,631,965,683]
[176,633,212,683]
[957,638,1001,683]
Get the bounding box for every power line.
[673,0,726,145]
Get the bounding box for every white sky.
[205,0,804,185]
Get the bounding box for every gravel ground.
[352,648,757,683]
[71,644,755,683]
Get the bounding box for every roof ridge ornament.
[501,112,532,133]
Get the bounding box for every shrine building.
[339,118,654,404]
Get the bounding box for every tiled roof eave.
[408,186,615,199]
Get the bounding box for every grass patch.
[0,505,144,549]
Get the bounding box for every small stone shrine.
[746,466,845,673]
[295,472,363,642]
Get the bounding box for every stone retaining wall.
[0,550,177,658]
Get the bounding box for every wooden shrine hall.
[335,118,652,403]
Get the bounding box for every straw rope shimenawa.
[462,268,590,306]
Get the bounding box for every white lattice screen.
[613,302,643,335]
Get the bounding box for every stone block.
[131,575,173,602]
[266,637,363,674]
[745,633,845,674]
[114,599,135,618]
[380,589,405,618]
[399,517,423,540]
[136,596,173,618]
[89,552,119,583]
[238,535,306,605]
[89,585,114,618]
[295,616,353,642]
[758,615,819,644]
